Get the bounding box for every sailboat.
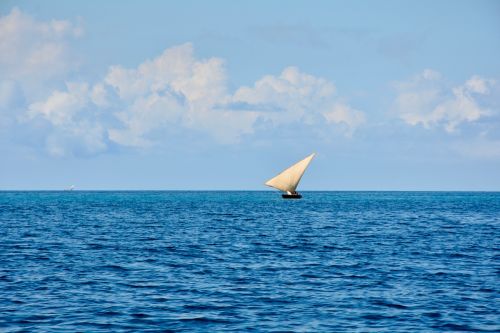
[265,153,316,199]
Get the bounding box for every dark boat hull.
[282,193,302,199]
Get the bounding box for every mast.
[265,153,315,193]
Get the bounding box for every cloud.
[24,82,107,156]
[323,103,365,136]
[108,91,185,147]
[21,43,363,155]
[232,66,335,112]
[103,44,227,103]
[27,82,89,126]
[394,70,495,132]
[230,66,364,134]
[102,43,258,146]
[0,7,82,84]
[1,8,363,156]
[103,49,365,146]
[0,7,83,145]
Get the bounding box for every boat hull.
[282,193,302,199]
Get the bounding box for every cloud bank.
[1,9,364,156]
[27,43,364,155]
[2,8,498,160]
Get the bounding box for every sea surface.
[0,191,498,332]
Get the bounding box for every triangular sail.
[265,153,315,193]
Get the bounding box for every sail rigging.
[265,153,315,193]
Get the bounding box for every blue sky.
[1,0,499,190]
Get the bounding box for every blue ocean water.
[0,191,498,332]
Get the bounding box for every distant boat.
[65,185,75,191]
[265,153,316,199]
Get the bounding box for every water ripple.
[0,191,499,332]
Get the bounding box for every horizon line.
[1,189,499,193]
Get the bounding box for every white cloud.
[103,43,256,146]
[44,121,107,157]
[90,83,109,108]
[323,103,365,136]
[13,33,362,155]
[103,43,227,104]
[0,8,363,154]
[0,7,82,83]
[25,82,107,156]
[27,82,89,126]
[232,67,335,114]
[0,7,83,144]
[230,66,364,134]
[465,75,493,94]
[31,44,363,152]
[394,70,494,132]
[108,92,184,147]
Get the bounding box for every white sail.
[265,153,315,193]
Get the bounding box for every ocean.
[0,191,498,332]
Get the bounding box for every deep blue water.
[0,191,499,332]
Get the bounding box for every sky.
[1,0,499,190]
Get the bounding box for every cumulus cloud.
[0,7,83,146]
[232,67,334,114]
[23,43,363,154]
[99,43,261,146]
[394,69,495,132]
[28,82,89,126]
[323,104,365,136]
[0,7,82,83]
[24,82,107,156]
[229,66,364,134]
[103,47,364,146]
[2,8,363,156]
